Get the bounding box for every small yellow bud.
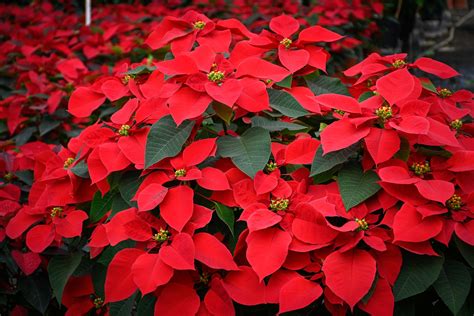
[410,161,431,176]
[50,207,63,218]
[450,119,463,131]
[392,59,407,69]
[207,70,225,83]
[93,297,104,309]
[280,38,292,48]
[64,157,75,169]
[375,105,392,121]
[152,228,170,242]
[175,168,187,178]
[266,161,278,172]
[355,218,369,231]
[446,194,462,210]
[269,198,289,211]
[438,88,453,98]
[193,20,206,30]
[118,124,131,136]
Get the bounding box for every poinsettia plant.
[1,1,474,316]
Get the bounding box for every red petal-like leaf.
[414,57,459,79]
[131,253,173,294]
[376,69,415,105]
[246,228,292,280]
[159,232,195,270]
[68,87,106,118]
[193,232,238,270]
[222,266,267,305]
[414,180,455,203]
[160,185,194,232]
[322,249,376,309]
[364,128,400,164]
[279,276,323,314]
[105,248,144,302]
[137,183,169,212]
[154,283,200,316]
[320,118,370,154]
[393,204,443,242]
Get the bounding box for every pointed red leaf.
[159,232,195,270]
[193,232,238,270]
[154,283,200,316]
[131,253,173,294]
[160,185,194,232]
[415,180,455,203]
[365,128,400,164]
[323,249,376,309]
[105,248,144,302]
[222,266,267,305]
[137,183,169,212]
[393,204,444,242]
[247,209,282,231]
[414,57,459,79]
[68,87,105,118]
[279,276,323,314]
[285,138,320,165]
[320,118,370,154]
[26,224,55,253]
[314,94,361,113]
[376,69,415,105]
[197,167,230,191]
[246,228,292,281]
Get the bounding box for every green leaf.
[215,203,235,236]
[433,259,472,315]
[13,126,36,146]
[305,75,350,96]
[14,170,33,185]
[337,163,380,211]
[109,291,137,316]
[393,252,444,301]
[125,65,156,75]
[145,115,195,168]
[91,264,107,298]
[267,89,309,118]
[90,191,115,223]
[19,274,51,314]
[455,236,474,268]
[421,79,438,93]
[275,75,293,88]
[70,159,89,178]
[118,172,143,208]
[251,116,306,132]
[212,102,233,125]
[358,91,375,102]
[39,116,60,136]
[137,294,157,316]
[310,143,359,176]
[48,252,82,304]
[217,127,271,177]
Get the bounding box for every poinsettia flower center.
[152,228,170,242]
[93,297,104,309]
[410,161,430,176]
[193,20,206,30]
[446,194,462,210]
[438,88,453,98]
[355,218,369,231]
[199,272,210,285]
[4,172,14,182]
[269,198,289,211]
[50,207,63,218]
[118,124,131,136]
[375,105,392,121]
[450,119,463,130]
[280,38,292,48]
[392,59,406,68]
[266,161,278,172]
[122,74,133,84]
[174,168,187,178]
[207,70,225,83]
[334,109,345,116]
[63,157,75,169]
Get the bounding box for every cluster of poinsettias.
[0,0,382,144]
[1,6,474,316]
